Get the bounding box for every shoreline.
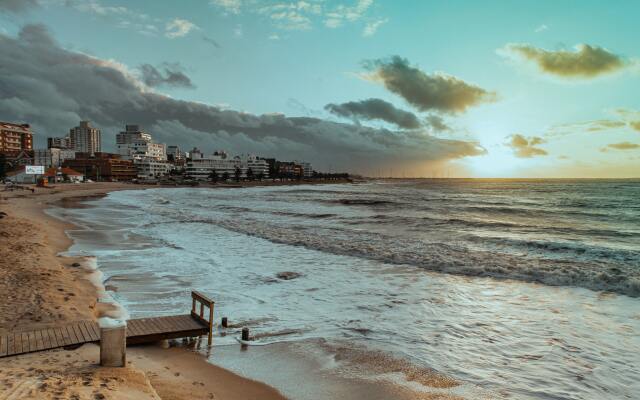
[0,182,287,400]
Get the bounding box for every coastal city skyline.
[0,1,638,178]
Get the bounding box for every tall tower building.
[69,120,101,154]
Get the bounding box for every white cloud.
[362,17,387,37]
[534,24,548,33]
[234,24,243,37]
[268,33,280,40]
[210,0,382,33]
[165,18,199,38]
[210,0,243,14]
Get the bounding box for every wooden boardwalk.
[0,291,214,358]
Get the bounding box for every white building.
[116,125,166,161]
[34,148,76,168]
[302,162,313,178]
[69,121,101,153]
[185,149,241,180]
[47,136,71,149]
[116,125,169,179]
[133,158,171,179]
[239,154,269,178]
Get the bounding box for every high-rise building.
[34,148,76,168]
[69,121,101,154]
[0,121,33,155]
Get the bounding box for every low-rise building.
[44,167,84,183]
[240,154,269,178]
[185,149,241,180]
[63,152,137,181]
[134,157,171,179]
[34,148,76,168]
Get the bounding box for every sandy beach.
[0,182,286,400]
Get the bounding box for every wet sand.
[0,182,286,400]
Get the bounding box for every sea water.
[52,180,640,399]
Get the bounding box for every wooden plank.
[14,332,23,354]
[41,328,52,349]
[71,323,86,344]
[145,318,164,334]
[76,322,90,343]
[83,321,99,341]
[0,335,6,357]
[60,325,72,346]
[7,333,15,355]
[155,317,176,333]
[28,331,37,352]
[35,329,44,351]
[53,327,65,346]
[46,328,59,348]
[21,332,30,353]
[67,323,80,344]
[83,321,97,341]
[128,319,143,336]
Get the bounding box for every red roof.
[44,167,84,177]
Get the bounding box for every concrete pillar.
[100,324,126,367]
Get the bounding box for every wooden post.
[241,327,250,341]
[100,324,126,367]
[221,317,228,328]
[192,298,196,314]
[200,303,204,318]
[208,301,214,346]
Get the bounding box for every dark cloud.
[424,115,451,132]
[139,63,194,89]
[0,24,485,173]
[362,56,496,114]
[503,43,627,78]
[325,98,421,129]
[0,0,39,13]
[607,142,640,150]
[630,121,640,132]
[506,134,548,158]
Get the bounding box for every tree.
[246,167,254,181]
[234,166,241,182]
[208,169,218,183]
[222,171,230,182]
[256,172,264,181]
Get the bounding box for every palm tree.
[234,166,241,182]
[222,171,230,182]
[246,167,254,181]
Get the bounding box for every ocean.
[51,179,640,399]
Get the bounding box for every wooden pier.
[0,291,215,358]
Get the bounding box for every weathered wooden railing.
[191,290,215,345]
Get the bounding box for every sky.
[0,0,639,178]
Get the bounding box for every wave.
[152,211,640,297]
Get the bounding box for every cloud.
[606,142,640,150]
[363,17,388,37]
[534,24,548,33]
[506,134,548,158]
[139,63,195,89]
[0,24,485,173]
[425,115,451,132]
[631,121,640,132]
[325,98,421,129]
[501,43,627,78]
[210,0,380,32]
[362,56,496,114]
[165,18,198,38]
[547,109,640,137]
[210,0,243,14]
[0,0,39,13]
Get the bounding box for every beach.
[0,182,286,400]
[2,180,638,400]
